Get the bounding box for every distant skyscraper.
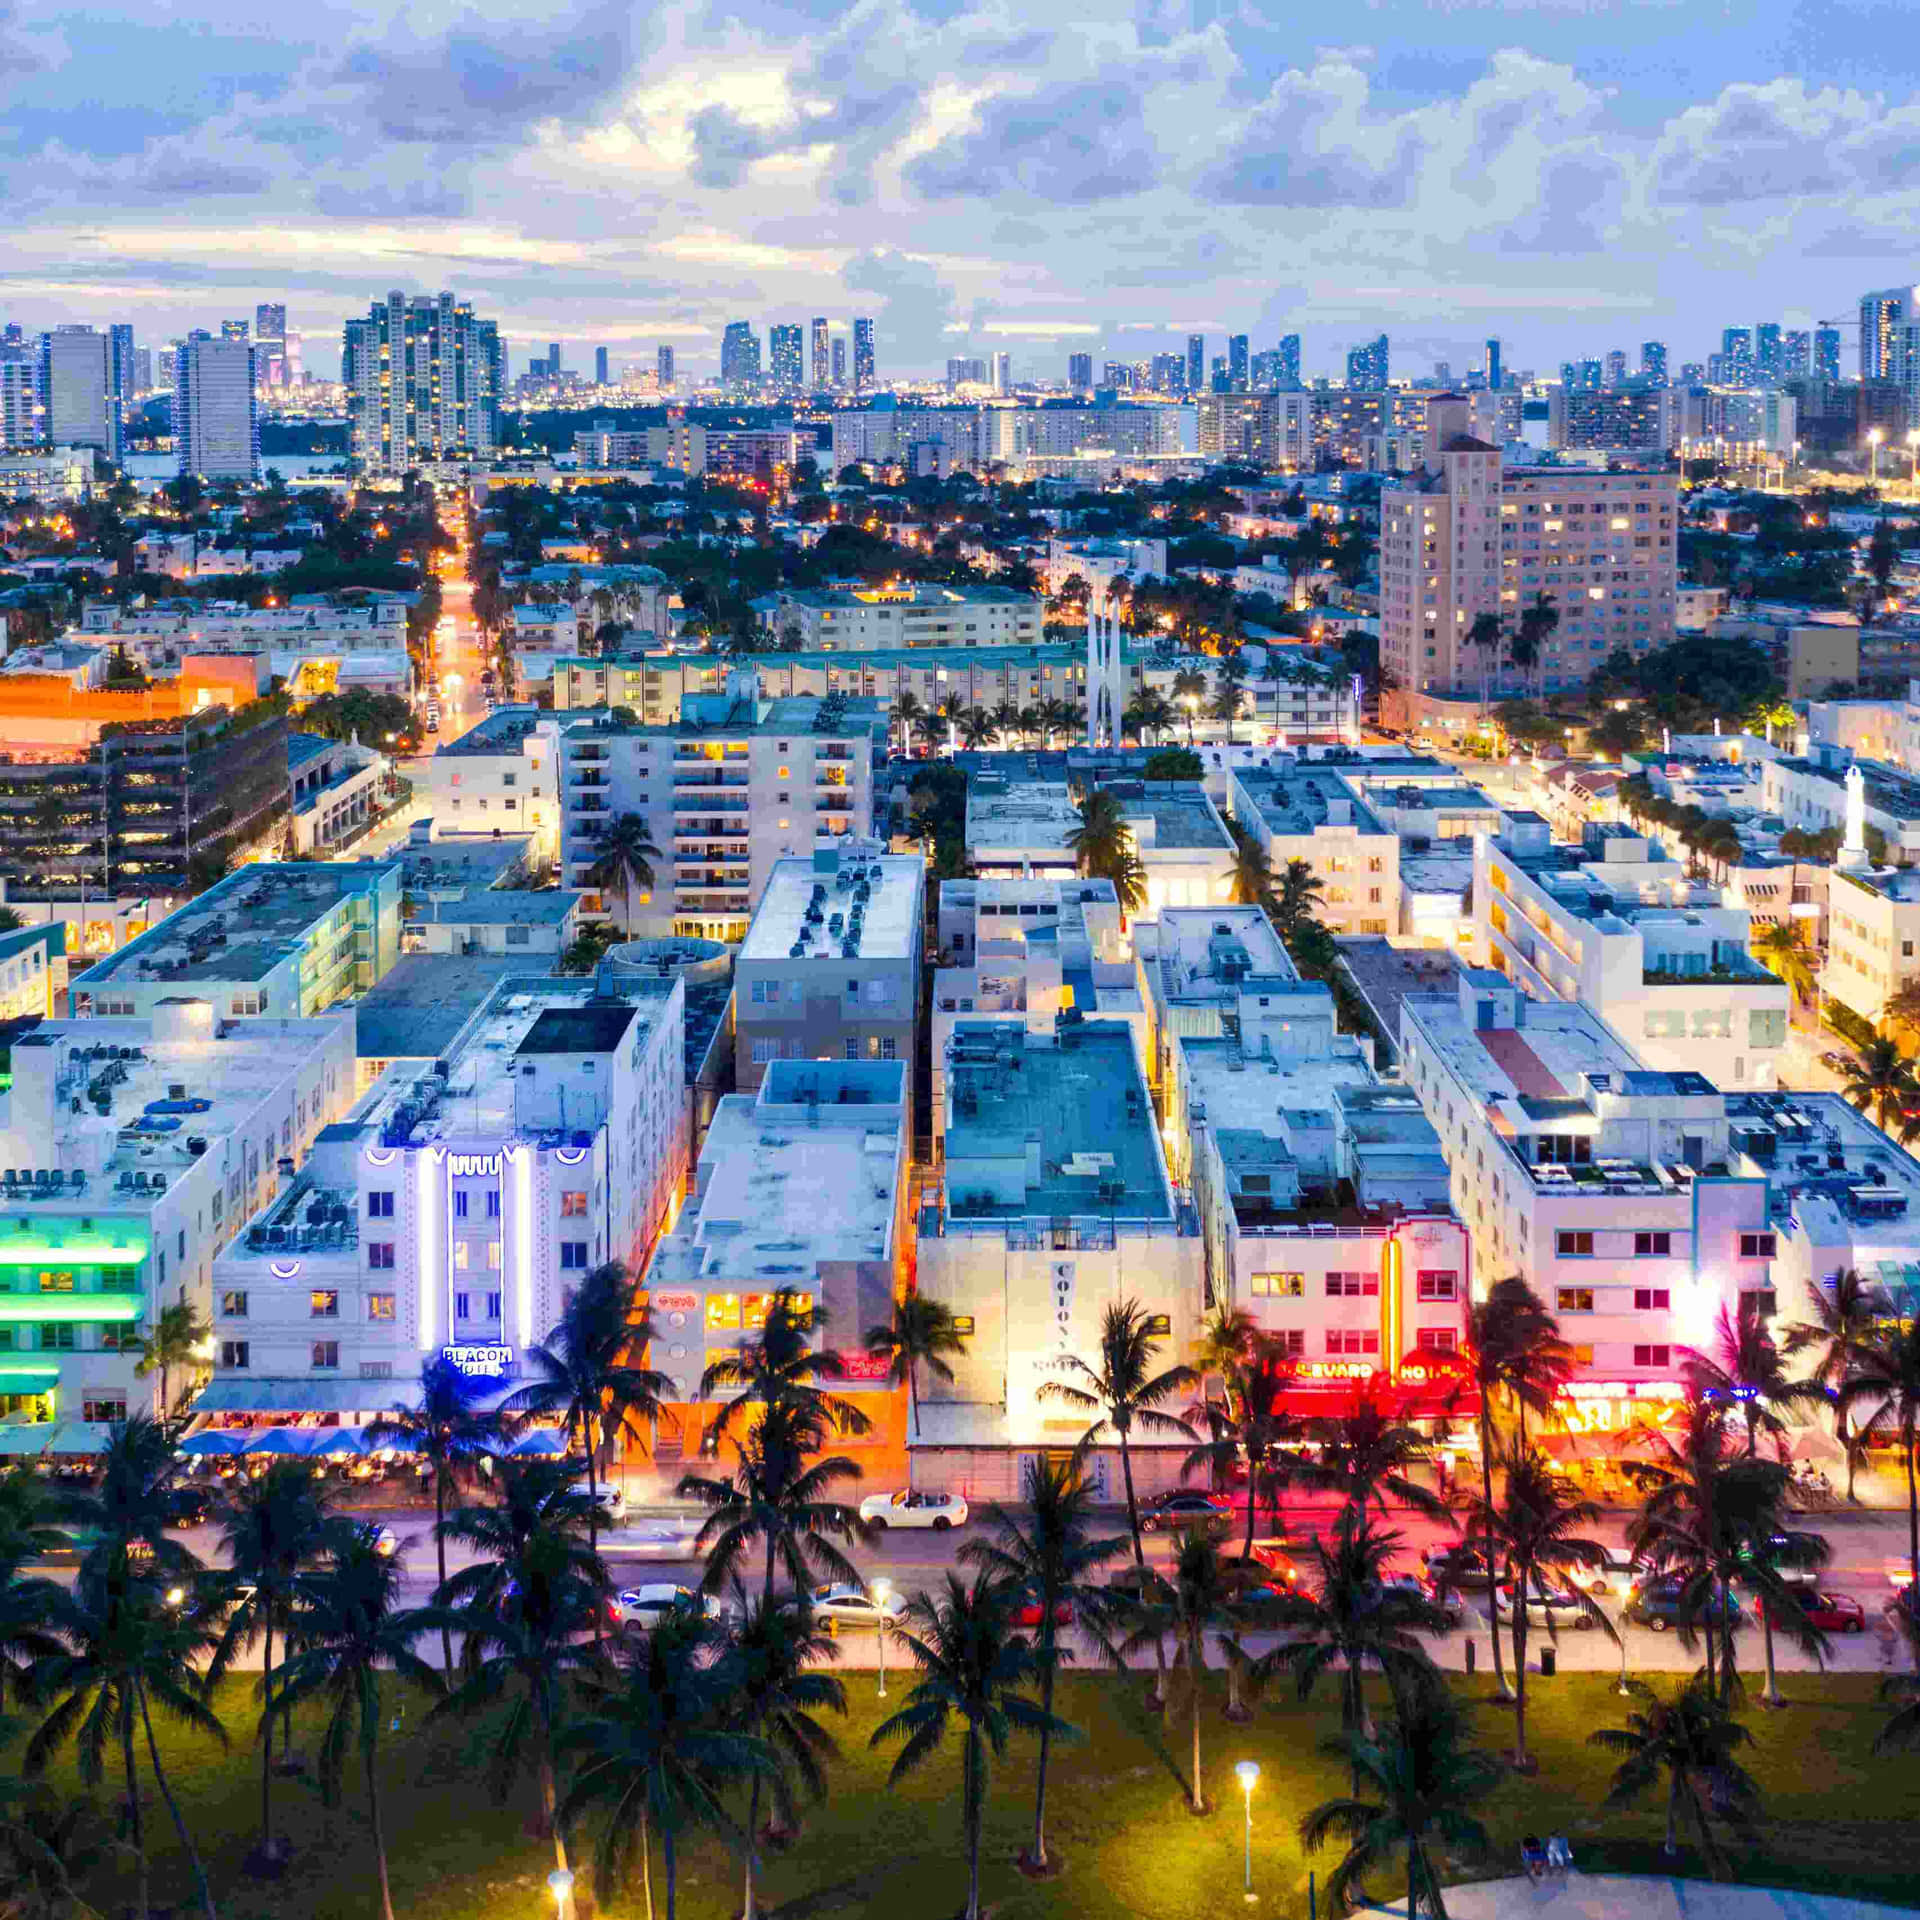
[946,357,986,388]
[132,347,152,394]
[108,324,135,422]
[852,316,875,392]
[594,346,610,385]
[1754,322,1783,384]
[0,324,23,352]
[832,336,847,388]
[1782,329,1811,380]
[221,319,248,342]
[342,290,500,474]
[1814,325,1842,383]
[0,359,39,451]
[1640,341,1669,386]
[1860,287,1916,382]
[1067,351,1093,391]
[1186,334,1204,394]
[1228,333,1249,391]
[176,334,258,482]
[1278,334,1301,389]
[769,323,805,391]
[548,343,563,375]
[1210,356,1229,393]
[1718,327,1754,383]
[1603,349,1628,389]
[38,327,117,460]
[1678,361,1706,385]
[1345,334,1389,390]
[1250,349,1281,390]
[253,304,288,387]
[810,317,829,390]
[990,351,1012,396]
[720,321,761,385]
[1485,338,1503,391]
[657,345,675,390]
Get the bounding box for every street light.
[1235,1760,1260,1904]
[1869,427,1883,482]
[547,1867,574,1920]
[872,1579,892,1698]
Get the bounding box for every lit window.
[368,1294,396,1321]
[309,1291,339,1319]
[561,1191,589,1216]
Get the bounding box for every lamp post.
[873,1578,892,1699]
[1869,427,1883,482]
[547,1866,574,1920]
[1235,1760,1260,1904]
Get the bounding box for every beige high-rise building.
[1379,400,1678,734]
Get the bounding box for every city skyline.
[3,1,1920,378]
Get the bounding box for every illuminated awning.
[0,1293,142,1323]
[195,1379,403,1416]
[0,1233,147,1267]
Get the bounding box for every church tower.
[1086,593,1126,748]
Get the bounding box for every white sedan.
[611,1584,731,1631]
[811,1583,909,1633]
[859,1489,968,1531]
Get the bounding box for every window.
[454,1190,469,1218]
[751,1038,779,1065]
[1739,1232,1777,1259]
[1633,1231,1671,1257]
[1276,1329,1305,1357]
[486,1241,502,1269]
[40,1324,75,1350]
[1251,1272,1304,1298]
[367,1191,395,1219]
[309,1290,339,1319]
[487,1292,502,1319]
[368,1294,396,1321]
[1633,1343,1671,1368]
[560,1242,589,1270]
[561,1191,589,1217]
[706,1293,742,1331]
[1326,1329,1379,1355]
[1416,1328,1458,1353]
[221,1340,250,1369]
[1555,1231,1594,1257]
[453,1242,470,1271]
[220,1289,247,1317]
[368,1243,396,1270]
[83,1397,126,1424]
[36,1270,73,1293]
[455,1292,471,1321]
[1324,1272,1376,1297]
[487,1190,500,1218]
[1535,1134,1592,1166]
[311,1341,339,1370]
[1633,1288,1671,1311]
[1415,1270,1457,1302]
[1556,1287,1595,1312]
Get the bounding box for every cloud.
[840,247,958,367]
[906,78,1162,203]
[310,179,474,221]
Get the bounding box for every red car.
[1769,1590,1865,1633]
[1014,1597,1074,1628]
[1248,1540,1303,1587]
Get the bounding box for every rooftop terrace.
[739,844,922,963]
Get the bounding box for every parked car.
[1623,1575,1745,1631]
[611,1584,730,1631]
[357,1523,399,1559]
[1771,1590,1865,1634]
[859,1489,968,1531]
[1248,1540,1304,1587]
[810,1582,907,1633]
[1576,1545,1645,1597]
[1421,1541,1500,1592]
[590,1486,628,1524]
[1013,1597,1075,1628]
[1368,1574,1466,1628]
[1490,1577,1599,1629]
[1138,1490,1232,1534]
[1733,1530,1827,1591]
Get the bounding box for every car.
[611,1584,729,1631]
[810,1583,907,1633]
[603,1518,700,1560]
[358,1523,399,1558]
[859,1489,967,1531]
[1421,1541,1500,1592]
[1734,1530,1827,1591]
[1576,1545,1645,1597]
[1490,1578,1599,1629]
[1138,1490,1233,1534]
[1623,1575,1745,1631]
[1770,1589,1865,1634]
[1248,1539,1304,1587]
[1368,1574,1466,1629]
[591,1486,628,1524]
[1013,1597,1075,1628]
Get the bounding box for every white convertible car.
[858,1489,969,1531]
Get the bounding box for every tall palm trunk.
[663,1818,678,1920]
[1031,1639,1057,1868]
[964,1728,983,1920]
[122,1702,149,1920]
[138,1681,217,1920]
[1119,1433,1168,1708]
[638,1808,655,1920]
[259,1604,275,1847]
[1718,1577,1737,1707]
[434,1467,454,1674]
[742,1771,763,1920]
[1664,1773,1681,1855]
[1479,1396,1513,1700]
[1905,1421,1919,1603]
[1840,1406,1858,1503]
[583,1414,604,1646]
[366,1744,396,1920]
[1188,1626,1205,1813]
[1508,1558,1531,1768]
[908,1360,920,1439]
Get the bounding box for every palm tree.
[1424,1276,1571,1701]
[133,1301,207,1419]
[1588,1678,1761,1878]
[511,1260,672,1567]
[727,1594,845,1916]
[1108,846,1149,927]
[870,1572,1075,1920]
[1210,664,1247,745]
[560,1612,771,1920]
[1226,821,1275,909]
[1064,788,1131,887]
[1784,1268,1891,1501]
[273,1527,441,1920]
[864,1292,968,1439]
[0,1782,114,1920]
[431,1458,609,1869]
[680,1397,866,1604]
[1883,977,1920,1040]
[1130,689,1175,743]
[1680,1297,1816,1458]
[959,1458,1127,1870]
[1510,592,1559,704]
[990,699,1022,745]
[955,706,995,751]
[1466,610,1504,718]
[585,813,662,934]
[1839,1314,1920,1602]
[697,1285,871,1462]
[1171,666,1208,743]
[891,692,926,755]
[1463,1444,1614,1768]
[1754,919,1816,1007]
[0,1471,69,1705]
[1184,1337,1303,1565]
[63,1417,197,1592]
[1272,856,1326,944]
[1300,1696,1504,1920]
[207,1460,338,1866]
[26,1573,225,1920]
[367,1354,507,1674]
[1303,1381,1449,1531]
[1837,1035,1920,1135]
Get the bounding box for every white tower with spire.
[1838,763,1871,870]
[1086,591,1125,749]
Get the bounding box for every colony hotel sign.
[442,1343,514,1378]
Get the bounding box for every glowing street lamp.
[873,1578,892,1698]
[1236,1760,1260,1903]
[547,1867,574,1920]
[1869,428,1883,482]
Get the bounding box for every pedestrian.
[1877,1605,1900,1671]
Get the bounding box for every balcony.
[672,773,750,794]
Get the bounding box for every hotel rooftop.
[738,843,923,963]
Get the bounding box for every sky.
[4,0,1920,384]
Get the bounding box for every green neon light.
[0,1363,61,1381]
[0,1293,142,1323]
[0,1237,147,1268]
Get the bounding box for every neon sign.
[448,1154,502,1178]
[442,1343,513,1378]
[553,1147,589,1165]
[268,1259,302,1279]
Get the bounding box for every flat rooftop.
[1401,982,1643,1100]
[516,1004,638,1055]
[1728,1089,1920,1242]
[1117,781,1232,853]
[1236,765,1386,836]
[739,847,922,963]
[1142,906,1300,1001]
[74,861,397,989]
[965,777,1082,856]
[436,707,543,758]
[1183,1032,1377,1143]
[353,955,535,1062]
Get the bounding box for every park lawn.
[12,1671,1920,1920]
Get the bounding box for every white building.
[753,583,1043,652]
[175,336,259,483]
[1042,535,1169,602]
[0,1000,356,1427]
[202,975,686,1427]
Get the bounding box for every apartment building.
[1042,535,1170,600]
[1197,392,1312,469]
[754,583,1043,652]
[733,839,925,1103]
[1823,864,1920,1027]
[1230,765,1402,937]
[69,863,402,1023]
[0,923,67,1022]
[203,975,687,1428]
[542,680,886,944]
[1474,830,1789,1088]
[0,1000,356,1427]
[1378,408,1678,731]
[1762,753,1920,864]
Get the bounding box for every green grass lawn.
[13,1670,1920,1920]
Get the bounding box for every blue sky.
[2,0,1916,382]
